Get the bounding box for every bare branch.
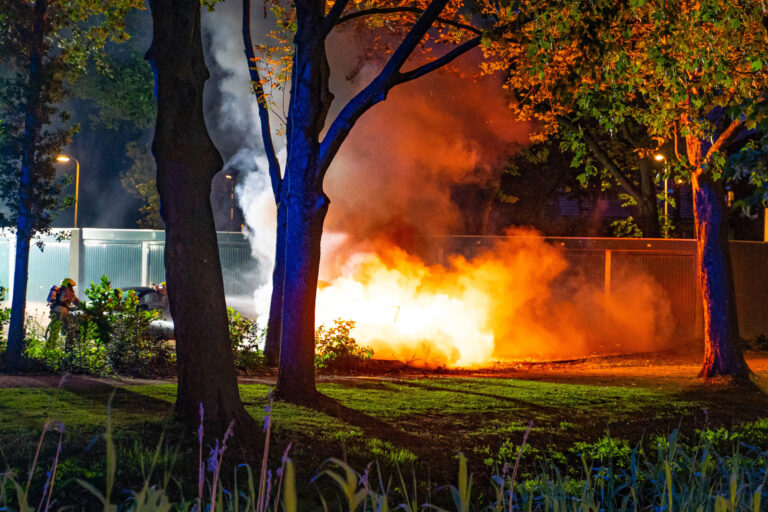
[335,6,482,35]
[317,0,453,174]
[323,0,351,36]
[242,0,281,200]
[397,35,481,84]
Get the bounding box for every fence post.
[68,228,84,287]
[604,249,612,295]
[764,206,767,242]
[140,241,149,286]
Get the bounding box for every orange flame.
[316,229,673,367]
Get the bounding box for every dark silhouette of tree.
[559,118,663,238]
[146,0,257,437]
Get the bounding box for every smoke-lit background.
[51,3,677,365]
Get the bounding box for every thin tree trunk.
[147,0,255,437]
[6,231,32,370]
[6,0,47,371]
[638,160,661,237]
[692,172,749,378]
[263,201,286,366]
[241,0,284,366]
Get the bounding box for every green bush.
[0,286,10,338]
[25,276,174,375]
[315,318,373,371]
[227,307,265,371]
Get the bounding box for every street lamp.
[655,154,669,226]
[224,174,235,226]
[56,154,80,228]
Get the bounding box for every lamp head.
[56,155,71,163]
[654,154,665,162]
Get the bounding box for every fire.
[315,230,673,368]
[316,249,496,367]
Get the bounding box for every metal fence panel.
[0,240,9,291]
[84,242,143,289]
[557,249,605,285]
[219,243,260,296]
[148,243,165,285]
[27,242,69,302]
[731,242,768,339]
[610,251,697,338]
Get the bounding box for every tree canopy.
[1,0,143,369]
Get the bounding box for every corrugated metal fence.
[0,229,261,302]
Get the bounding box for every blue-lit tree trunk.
[147,0,256,437]
[242,0,285,366]
[692,173,749,378]
[686,131,749,379]
[273,2,333,399]
[270,0,482,400]
[6,0,47,371]
[264,202,286,365]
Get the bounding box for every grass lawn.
[3,353,768,482]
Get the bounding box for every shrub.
[744,333,768,351]
[25,276,174,375]
[0,286,10,339]
[315,318,373,371]
[227,307,265,371]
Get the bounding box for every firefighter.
[152,281,169,310]
[47,278,82,321]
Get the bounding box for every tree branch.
[335,6,482,35]
[559,117,642,202]
[242,0,281,201]
[317,0,454,175]
[323,0,351,36]
[397,35,481,83]
[705,119,741,162]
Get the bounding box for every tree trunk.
[263,201,286,366]
[274,183,328,400]
[270,0,474,400]
[273,3,333,401]
[6,230,32,370]
[5,0,47,372]
[637,160,661,237]
[147,0,255,437]
[691,172,749,378]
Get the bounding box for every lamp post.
[225,173,235,228]
[655,153,668,226]
[56,154,80,228]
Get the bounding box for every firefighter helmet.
[61,278,76,288]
